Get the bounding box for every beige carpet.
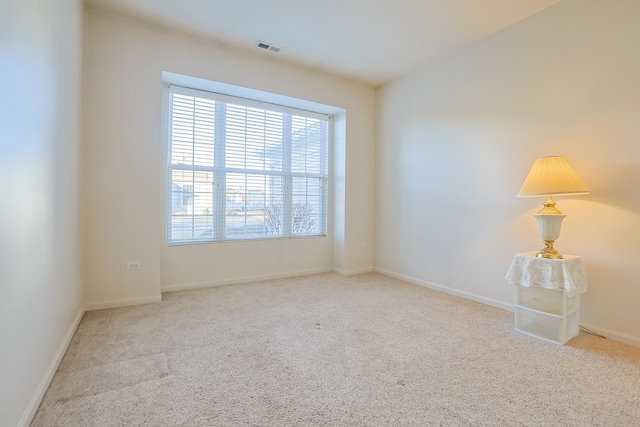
[32,273,640,426]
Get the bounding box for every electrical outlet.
[126,261,141,270]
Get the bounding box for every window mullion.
[190,99,196,239]
[320,118,329,235]
[166,93,175,243]
[214,102,226,240]
[282,114,293,237]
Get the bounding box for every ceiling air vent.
[255,40,281,53]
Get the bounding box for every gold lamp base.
[536,240,563,259]
[533,202,566,260]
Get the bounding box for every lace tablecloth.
[505,251,587,296]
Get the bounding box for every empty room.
[2,0,640,425]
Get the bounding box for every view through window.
[167,86,329,244]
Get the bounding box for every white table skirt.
[505,251,587,296]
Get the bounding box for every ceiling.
[85,0,561,86]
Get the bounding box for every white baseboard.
[85,294,163,311]
[375,267,640,349]
[333,267,375,276]
[374,267,513,312]
[161,267,333,293]
[18,306,85,427]
[580,322,640,348]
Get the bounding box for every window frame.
[166,85,330,245]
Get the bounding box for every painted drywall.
[83,9,375,306]
[376,0,640,345]
[0,0,84,425]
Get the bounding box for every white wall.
[0,0,84,425]
[83,9,375,307]
[376,0,640,346]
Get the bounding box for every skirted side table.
[505,251,587,344]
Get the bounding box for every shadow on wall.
[579,260,639,328]
[588,164,640,214]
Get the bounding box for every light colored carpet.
[32,272,640,426]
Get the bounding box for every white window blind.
[167,85,329,244]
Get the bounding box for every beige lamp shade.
[517,156,590,198]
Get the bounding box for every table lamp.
[517,156,589,259]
